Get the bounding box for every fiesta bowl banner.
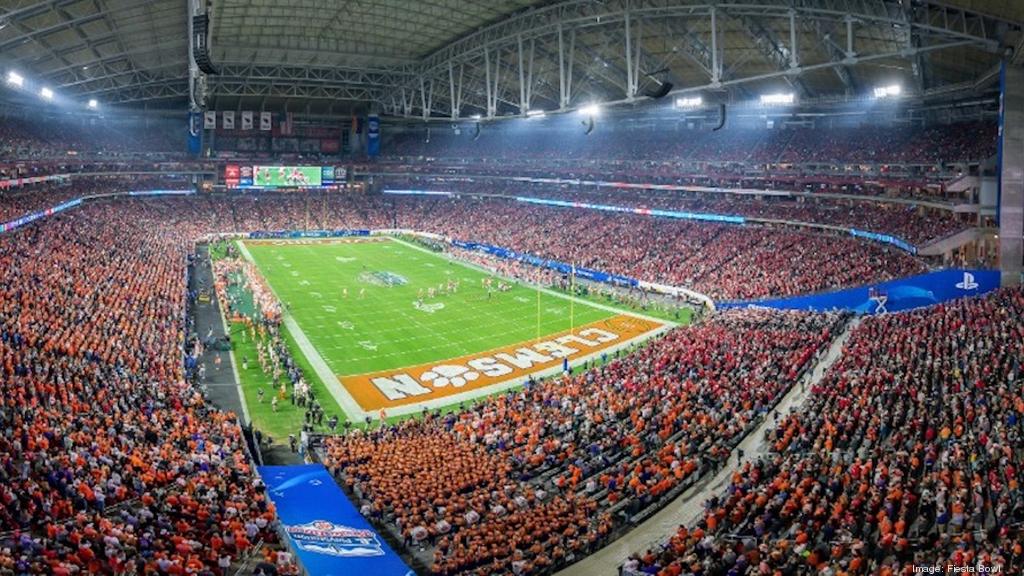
[718,269,1000,314]
[258,465,413,576]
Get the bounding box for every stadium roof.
[1,0,1022,116]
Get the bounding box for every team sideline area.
[2,2,1024,576]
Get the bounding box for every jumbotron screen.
[253,165,322,187]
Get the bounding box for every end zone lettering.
[339,315,663,411]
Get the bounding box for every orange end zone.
[339,314,665,411]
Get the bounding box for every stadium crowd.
[394,196,925,300]
[2,183,926,300]
[0,177,192,223]
[381,176,967,246]
[0,199,297,575]
[0,117,182,161]
[384,121,996,166]
[624,286,1024,576]
[320,308,845,575]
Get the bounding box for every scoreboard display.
[253,165,322,187]
[224,165,344,189]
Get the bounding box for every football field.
[239,236,670,420]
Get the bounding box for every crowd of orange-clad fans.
[393,196,926,300]
[383,176,968,247]
[0,197,310,575]
[624,286,1024,576]
[320,308,844,574]
[0,160,1012,576]
[3,184,925,301]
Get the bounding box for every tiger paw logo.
[421,365,479,388]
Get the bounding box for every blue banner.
[1,198,82,233]
[515,196,746,224]
[258,465,413,576]
[849,228,917,254]
[383,189,454,196]
[718,268,1000,314]
[248,229,371,239]
[452,239,639,287]
[128,189,195,196]
[188,112,202,156]
[367,114,380,157]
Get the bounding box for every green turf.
[230,236,694,441]
[242,237,617,376]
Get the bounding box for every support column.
[999,63,1024,285]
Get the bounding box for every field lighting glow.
[6,71,24,86]
[40,87,53,100]
[88,99,98,109]
[526,109,546,118]
[760,92,795,105]
[873,84,902,98]
[579,104,601,116]
[675,96,703,108]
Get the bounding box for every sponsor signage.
[239,165,254,187]
[718,268,1000,314]
[340,315,663,411]
[225,164,240,187]
[258,465,413,576]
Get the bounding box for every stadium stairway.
[553,316,862,576]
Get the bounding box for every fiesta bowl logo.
[359,270,408,287]
[286,520,385,557]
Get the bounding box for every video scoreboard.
[224,165,346,189]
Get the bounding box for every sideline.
[220,301,251,426]
[235,240,367,421]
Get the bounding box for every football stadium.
[1,1,1023,575]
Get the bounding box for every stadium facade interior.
[2,1,1024,575]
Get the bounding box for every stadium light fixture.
[675,96,703,109]
[87,99,98,109]
[579,104,601,117]
[759,92,795,105]
[6,71,24,87]
[873,84,902,98]
[40,87,53,100]
[525,109,546,118]
[470,113,482,120]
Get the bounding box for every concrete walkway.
[556,317,861,576]
[191,245,250,424]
